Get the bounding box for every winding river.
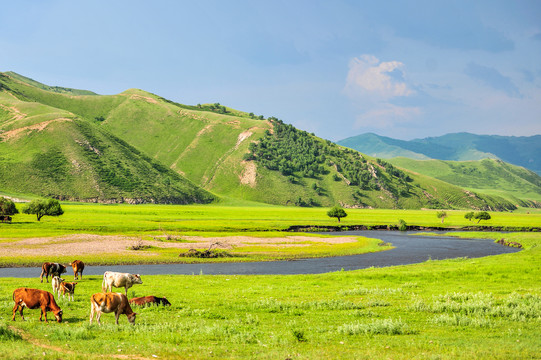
[0,231,520,277]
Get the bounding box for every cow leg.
[40,307,45,322]
[90,304,95,324]
[40,269,46,283]
[115,309,121,325]
[12,304,23,321]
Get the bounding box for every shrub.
[398,219,407,231]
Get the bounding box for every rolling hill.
[0,73,214,204]
[388,158,541,207]
[0,71,519,210]
[338,132,541,175]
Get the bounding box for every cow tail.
[102,273,106,292]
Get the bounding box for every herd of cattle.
[12,260,171,325]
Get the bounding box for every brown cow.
[69,260,84,280]
[40,262,67,283]
[90,292,137,325]
[129,296,171,307]
[12,288,63,323]
[59,282,78,301]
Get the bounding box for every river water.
[0,231,519,277]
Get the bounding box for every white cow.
[102,271,143,296]
[51,276,64,298]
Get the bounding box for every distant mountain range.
[338,132,541,175]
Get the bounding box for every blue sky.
[1,0,540,140]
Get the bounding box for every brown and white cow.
[12,288,63,323]
[69,260,84,280]
[129,295,171,307]
[40,262,67,283]
[59,282,78,301]
[90,292,137,325]
[102,271,143,296]
[52,276,64,297]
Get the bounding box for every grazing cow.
[40,262,67,283]
[90,292,137,325]
[69,260,85,280]
[102,271,142,296]
[12,288,63,323]
[129,296,171,307]
[59,282,78,301]
[51,276,64,297]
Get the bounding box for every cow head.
[127,312,137,325]
[161,297,172,306]
[54,309,63,323]
[59,264,67,274]
[130,274,143,285]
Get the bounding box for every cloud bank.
[344,55,420,131]
[344,55,414,99]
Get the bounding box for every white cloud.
[344,54,414,99]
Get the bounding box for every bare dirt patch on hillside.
[239,160,257,187]
[1,118,72,140]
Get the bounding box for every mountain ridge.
[338,132,541,175]
[0,72,525,210]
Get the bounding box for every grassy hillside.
[4,71,98,96]
[389,157,541,206]
[0,74,214,204]
[0,71,519,210]
[338,132,541,175]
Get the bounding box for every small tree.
[464,211,475,221]
[474,211,491,224]
[327,206,347,223]
[398,219,407,231]
[22,198,64,221]
[436,211,448,223]
[0,197,19,216]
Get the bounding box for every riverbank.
[1,230,539,359]
[0,231,522,274]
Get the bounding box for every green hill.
[4,71,98,96]
[0,73,214,204]
[338,132,541,175]
[0,71,519,210]
[389,157,541,207]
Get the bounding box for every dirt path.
[8,325,152,359]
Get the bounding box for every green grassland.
[1,202,540,268]
[0,231,539,359]
[3,202,541,238]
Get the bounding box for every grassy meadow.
[1,202,540,267]
[3,201,540,238]
[0,203,540,358]
[0,230,539,359]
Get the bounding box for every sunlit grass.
[0,231,539,359]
